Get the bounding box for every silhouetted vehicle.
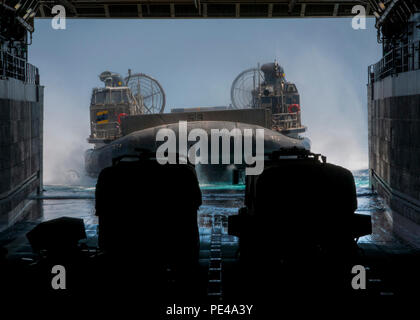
[228,148,372,301]
[3,155,204,311]
[94,152,203,303]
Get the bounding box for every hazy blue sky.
[30,18,382,183]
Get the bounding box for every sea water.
[0,169,402,255]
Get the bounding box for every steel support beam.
[34,0,374,19]
[137,4,142,17]
[268,3,273,17]
[170,3,175,17]
[39,4,46,17]
[288,0,297,14]
[300,3,306,17]
[202,2,207,17]
[333,3,339,16]
[104,4,110,17]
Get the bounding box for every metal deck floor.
[1,187,420,300]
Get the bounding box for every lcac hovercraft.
[85,70,166,176]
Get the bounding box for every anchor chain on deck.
[207,214,223,300]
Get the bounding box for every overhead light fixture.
[14,2,22,9]
[23,8,32,19]
[27,1,40,19]
[16,16,34,32]
[378,2,386,10]
[373,11,380,19]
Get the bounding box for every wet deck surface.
[2,181,420,300]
